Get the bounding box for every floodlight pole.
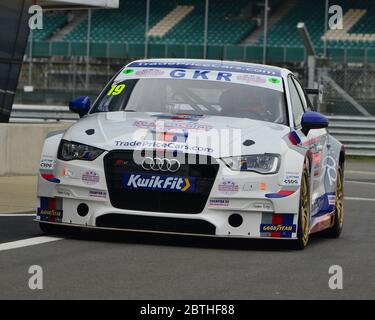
[262,0,269,64]
[297,22,316,89]
[324,0,329,57]
[85,8,92,90]
[203,0,209,59]
[145,0,150,58]
[29,29,33,86]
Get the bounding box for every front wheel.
[321,166,344,238]
[291,164,311,250]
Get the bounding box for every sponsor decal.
[82,171,100,185]
[40,173,60,184]
[40,157,55,170]
[114,140,213,154]
[288,130,302,146]
[260,213,296,238]
[283,172,300,185]
[40,156,59,183]
[243,182,266,191]
[56,188,72,197]
[209,198,230,207]
[134,119,212,131]
[323,155,337,186]
[236,74,266,84]
[218,180,239,195]
[268,77,281,84]
[260,182,267,191]
[135,69,164,76]
[328,193,336,206]
[303,136,320,146]
[312,192,336,216]
[60,168,79,179]
[152,114,203,121]
[310,210,335,234]
[243,182,259,191]
[117,63,283,91]
[253,202,272,210]
[265,185,299,198]
[89,190,107,199]
[126,61,282,76]
[122,173,195,193]
[122,68,134,74]
[115,159,131,167]
[260,224,296,232]
[37,197,63,223]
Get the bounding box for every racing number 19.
[107,84,125,96]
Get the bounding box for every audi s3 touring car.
[36,59,345,249]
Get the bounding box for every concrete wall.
[0,123,71,176]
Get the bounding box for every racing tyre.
[291,163,311,250]
[39,222,82,236]
[321,166,344,238]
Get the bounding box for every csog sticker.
[122,173,195,193]
[40,157,56,170]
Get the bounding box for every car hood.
[63,112,290,158]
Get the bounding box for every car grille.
[104,150,219,213]
[96,214,216,235]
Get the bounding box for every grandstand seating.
[62,0,173,43]
[29,0,375,62]
[148,5,194,37]
[256,0,375,49]
[31,14,67,40]
[149,0,257,45]
[30,0,282,46]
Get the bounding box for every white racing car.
[37,59,345,249]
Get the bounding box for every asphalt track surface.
[0,169,374,299]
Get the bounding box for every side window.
[292,77,309,110]
[288,77,305,128]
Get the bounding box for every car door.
[287,75,329,218]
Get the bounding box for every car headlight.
[58,140,104,161]
[221,154,280,174]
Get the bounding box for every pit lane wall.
[0,123,70,176]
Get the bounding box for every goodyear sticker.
[37,197,63,223]
[260,224,296,232]
[260,213,296,238]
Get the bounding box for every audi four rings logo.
[141,157,181,172]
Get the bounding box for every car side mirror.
[301,111,329,135]
[69,96,90,117]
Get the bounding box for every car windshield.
[90,78,287,124]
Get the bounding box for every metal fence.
[26,40,375,64]
[318,64,375,116]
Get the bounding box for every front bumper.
[37,151,301,239]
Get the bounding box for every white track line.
[0,236,62,252]
[0,213,35,217]
[345,180,375,185]
[346,170,375,176]
[345,197,375,202]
